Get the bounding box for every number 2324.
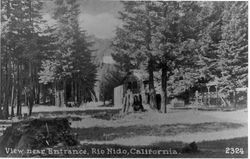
[225,147,244,154]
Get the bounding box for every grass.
[72,122,243,141]
[0,106,247,157]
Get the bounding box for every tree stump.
[122,90,134,114]
[0,118,78,157]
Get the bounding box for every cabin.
[114,70,162,111]
[114,70,149,109]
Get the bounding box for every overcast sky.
[42,0,123,39]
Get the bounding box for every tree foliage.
[39,0,97,105]
[112,1,248,110]
[0,0,98,118]
[216,2,248,90]
[1,0,45,118]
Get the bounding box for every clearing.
[0,104,248,157]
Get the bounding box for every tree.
[39,0,97,106]
[148,2,206,112]
[216,2,248,107]
[112,1,159,109]
[1,0,44,118]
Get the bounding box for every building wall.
[114,85,124,107]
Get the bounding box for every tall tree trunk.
[10,61,15,117]
[28,0,35,115]
[161,66,167,113]
[145,5,156,110]
[74,81,77,103]
[77,81,80,103]
[78,83,80,103]
[54,82,58,106]
[28,92,34,116]
[103,98,106,106]
[28,62,34,116]
[55,81,64,107]
[58,90,61,107]
[62,80,66,106]
[10,84,15,117]
[33,66,40,104]
[3,49,9,119]
[0,47,2,119]
[71,81,74,101]
[36,83,40,104]
[234,89,237,109]
[16,63,21,116]
[24,90,27,106]
[55,81,66,107]
[148,58,157,109]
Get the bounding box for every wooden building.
[114,70,149,108]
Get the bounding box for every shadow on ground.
[32,109,121,120]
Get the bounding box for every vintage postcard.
[0,0,248,158]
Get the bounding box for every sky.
[42,0,123,39]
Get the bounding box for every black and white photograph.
[0,0,248,158]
